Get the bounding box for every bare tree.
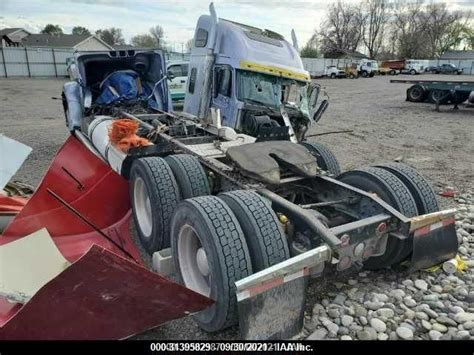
[464,26,474,50]
[96,28,125,46]
[319,1,365,56]
[150,25,164,48]
[391,0,427,58]
[420,3,470,57]
[361,0,390,59]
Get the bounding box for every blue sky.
[1,0,472,50]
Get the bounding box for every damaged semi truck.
[46,3,458,340]
[183,10,321,143]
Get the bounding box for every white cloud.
[1,0,472,48]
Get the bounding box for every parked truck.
[167,60,189,101]
[381,59,426,75]
[357,59,378,77]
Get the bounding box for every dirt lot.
[2,75,472,195]
[1,74,473,340]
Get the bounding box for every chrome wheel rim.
[177,224,211,297]
[134,177,152,238]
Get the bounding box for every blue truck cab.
[184,4,321,142]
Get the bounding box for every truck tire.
[389,69,396,75]
[374,163,439,214]
[407,85,427,102]
[410,69,416,75]
[219,190,290,271]
[170,196,252,332]
[130,157,180,253]
[361,71,368,78]
[369,72,375,77]
[330,73,336,79]
[428,89,450,104]
[165,154,211,199]
[452,91,470,104]
[338,167,418,269]
[301,141,342,177]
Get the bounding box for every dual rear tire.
[171,191,289,332]
[129,154,289,332]
[338,163,439,269]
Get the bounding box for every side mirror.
[308,83,328,123]
[312,99,329,123]
[166,71,175,81]
[308,83,320,110]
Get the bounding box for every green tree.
[95,28,125,46]
[72,26,91,36]
[131,34,157,48]
[41,24,63,35]
[300,45,319,58]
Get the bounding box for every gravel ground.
[1,74,473,340]
[302,190,474,341]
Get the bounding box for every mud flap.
[235,245,331,340]
[409,216,458,272]
[0,245,213,340]
[237,274,306,340]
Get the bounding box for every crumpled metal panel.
[0,245,213,340]
[1,135,139,263]
[0,136,213,339]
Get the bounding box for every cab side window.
[215,67,232,97]
[195,28,208,48]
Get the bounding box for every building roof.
[0,28,24,37]
[440,50,474,60]
[21,34,92,48]
[113,44,135,50]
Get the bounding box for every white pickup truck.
[325,65,346,78]
[167,60,188,101]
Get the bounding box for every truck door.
[212,65,236,128]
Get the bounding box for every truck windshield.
[236,70,310,118]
